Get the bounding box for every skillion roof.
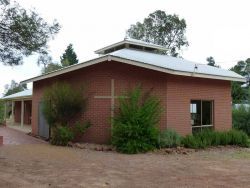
[1,89,32,100]
[21,39,245,84]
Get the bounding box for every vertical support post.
[21,100,24,127]
[4,101,7,121]
[11,101,14,125]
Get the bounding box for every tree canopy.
[4,80,27,96]
[206,56,220,68]
[0,0,60,65]
[41,63,62,74]
[126,10,188,57]
[231,81,247,104]
[60,44,78,66]
[230,58,250,86]
[230,58,250,104]
[41,44,79,74]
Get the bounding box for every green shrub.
[51,126,74,146]
[181,135,199,149]
[43,82,90,145]
[227,129,249,147]
[158,129,182,148]
[72,121,91,139]
[43,82,87,127]
[232,105,250,136]
[211,131,222,146]
[182,129,249,149]
[182,133,209,149]
[112,86,163,154]
[219,132,231,145]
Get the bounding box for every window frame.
[190,100,214,131]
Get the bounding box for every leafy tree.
[206,56,220,68]
[37,53,53,68]
[126,10,188,57]
[38,53,62,74]
[60,44,78,66]
[230,61,245,75]
[230,59,250,103]
[231,82,247,104]
[40,44,79,74]
[230,59,250,86]
[0,0,60,65]
[4,80,27,96]
[41,63,62,74]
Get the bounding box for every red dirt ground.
[0,144,250,188]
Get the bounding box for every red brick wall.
[32,60,232,143]
[166,75,231,136]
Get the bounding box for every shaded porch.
[1,90,32,130]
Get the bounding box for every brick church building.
[16,38,245,143]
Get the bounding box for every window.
[190,100,213,133]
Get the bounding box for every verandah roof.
[1,89,32,101]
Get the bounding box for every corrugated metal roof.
[1,89,32,100]
[110,49,244,80]
[21,39,245,84]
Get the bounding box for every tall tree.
[41,63,62,74]
[206,56,220,67]
[230,59,250,103]
[60,44,78,66]
[231,82,247,104]
[4,80,27,96]
[0,0,60,65]
[37,53,62,74]
[126,10,188,57]
[230,58,250,86]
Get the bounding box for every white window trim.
[192,124,213,128]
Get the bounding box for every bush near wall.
[182,129,249,149]
[112,86,163,154]
[43,82,90,146]
[158,129,182,148]
[232,105,250,136]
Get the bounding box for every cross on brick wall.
[94,79,127,119]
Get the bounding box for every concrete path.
[0,126,46,145]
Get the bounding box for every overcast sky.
[1,0,250,96]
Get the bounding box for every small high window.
[190,100,213,133]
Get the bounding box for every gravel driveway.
[0,144,249,188]
[0,126,46,145]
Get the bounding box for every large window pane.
[190,100,201,126]
[202,101,212,125]
[190,100,213,134]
